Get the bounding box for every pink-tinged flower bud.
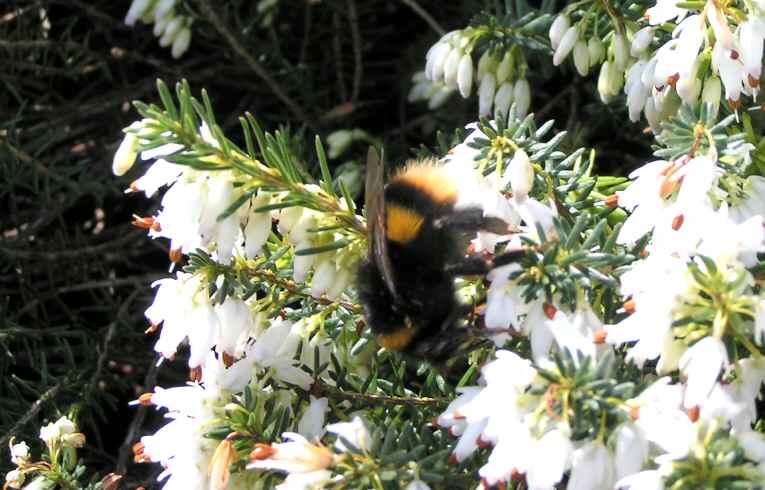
[630,27,653,57]
[553,26,578,66]
[478,73,496,116]
[549,15,570,50]
[514,78,531,118]
[573,40,589,76]
[457,53,474,98]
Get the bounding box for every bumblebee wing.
[365,146,398,299]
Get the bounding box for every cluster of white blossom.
[550,0,765,129]
[423,30,531,117]
[124,0,192,58]
[5,416,86,490]
[113,119,357,299]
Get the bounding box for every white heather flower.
[613,32,630,71]
[145,272,219,367]
[740,18,765,96]
[588,37,605,64]
[573,39,589,76]
[39,422,60,447]
[248,318,313,389]
[214,298,254,358]
[625,60,650,122]
[508,149,533,200]
[4,470,23,489]
[9,441,29,465]
[476,50,494,82]
[172,26,192,59]
[297,397,329,441]
[113,131,138,176]
[478,73,496,116]
[244,194,272,258]
[125,0,152,26]
[326,417,370,453]
[513,78,531,118]
[159,16,184,47]
[310,258,337,298]
[549,15,570,50]
[679,336,728,409]
[493,81,514,118]
[457,53,474,98]
[553,26,578,66]
[611,422,648,481]
[153,0,175,24]
[615,470,665,490]
[598,61,623,103]
[526,427,573,489]
[568,441,615,490]
[646,0,687,25]
[248,432,335,475]
[425,39,452,82]
[701,76,722,118]
[130,159,183,197]
[443,47,462,88]
[495,52,512,84]
[630,27,653,57]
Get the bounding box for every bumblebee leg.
[433,207,516,235]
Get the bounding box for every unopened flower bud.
[443,47,462,88]
[630,27,653,56]
[588,37,605,64]
[513,78,531,118]
[494,82,515,119]
[495,52,512,84]
[573,40,589,76]
[124,0,152,26]
[478,73,496,117]
[613,32,630,71]
[701,76,722,119]
[509,149,533,200]
[457,53,474,98]
[476,51,495,82]
[549,15,570,50]
[553,26,578,66]
[171,26,191,59]
[112,132,138,176]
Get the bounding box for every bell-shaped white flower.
[553,26,578,66]
[573,39,589,76]
[326,416,371,452]
[513,78,531,117]
[493,81,514,119]
[631,27,654,56]
[549,14,570,50]
[171,25,191,59]
[478,73,497,116]
[457,53,474,98]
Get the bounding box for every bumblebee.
[357,148,520,364]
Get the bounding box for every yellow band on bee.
[377,327,414,351]
[386,204,424,244]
